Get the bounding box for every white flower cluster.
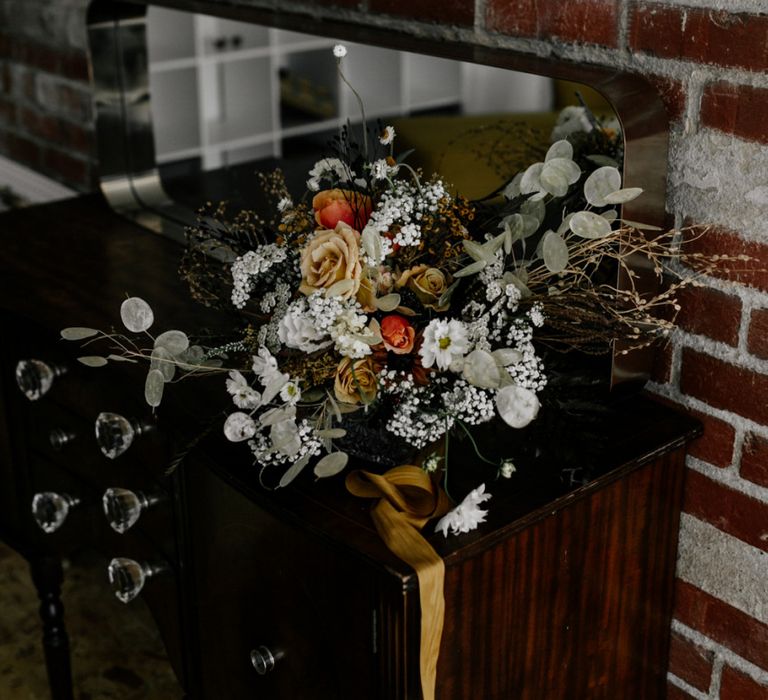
[259,282,291,315]
[370,159,396,181]
[279,293,376,359]
[231,244,288,309]
[249,418,322,467]
[306,157,353,192]
[442,380,496,425]
[367,178,449,248]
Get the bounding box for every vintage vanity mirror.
[86,0,669,385]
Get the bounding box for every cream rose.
[299,221,362,299]
[334,356,378,405]
[397,265,450,311]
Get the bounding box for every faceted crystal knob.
[94,412,153,459]
[250,646,284,675]
[49,428,77,450]
[107,558,166,603]
[32,492,80,533]
[15,359,67,401]
[102,488,163,533]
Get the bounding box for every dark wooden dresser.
[0,195,700,699]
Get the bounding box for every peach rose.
[299,221,362,299]
[380,314,415,355]
[396,265,450,312]
[334,356,378,404]
[312,189,372,231]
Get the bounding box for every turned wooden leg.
[29,556,74,700]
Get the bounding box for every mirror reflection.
[146,8,618,207]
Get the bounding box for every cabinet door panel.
[186,463,379,700]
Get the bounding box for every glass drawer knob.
[102,488,163,533]
[15,359,67,401]
[49,428,77,450]
[250,646,284,675]
[94,412,154,459]
[107,558,166,603]
[32,492,80,533]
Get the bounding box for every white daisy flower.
[280,381,302,406]
[225,370,261,409]
[333,43,347,59]
[419,318,470,370]
[379,125,396,145]
[251,347,279,384]
[499,460,516,478]
[277,197,292,212]
[435,484,491,537]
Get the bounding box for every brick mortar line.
[0,126,93,163]
[618,0,630,54]
[675,327,768,379]
[667,672,709,699]
[686,455,768,503]
[635,0,768,16]
[671,620,768,689]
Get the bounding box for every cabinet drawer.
[185,462,380,700]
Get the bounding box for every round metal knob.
[49,428,77,450]
[94,412,154,459]
[31,492,80,533]
[250,646,284,675]
[15,359,67,401]
[102,487,163,533]
[107,557,166,603]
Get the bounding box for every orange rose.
[312,189,372,231]
[380,314,416,355]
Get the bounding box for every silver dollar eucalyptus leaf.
[520,197,546,225]
[361,223,383,264]
[154,330,190,356]
[314,451,349,478]
[541,230,569,274]
[603,187,643,205]
[107,354,137,363]
[278,453,312,488]
[493,348,523,366]
[61,327,99,341]
[584,166,621,207]
[150,346,176,382]
[570,211,613,239]
[375,294,401,312]
[463,239,496,264]
[77,355,108,367]
[496,384,540,428]
[462,349,501,389]
[120,297,154,333]
[545,139,574,161]
[144,368,165,407]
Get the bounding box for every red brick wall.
[0,1,95,190]
[3,0,768,696]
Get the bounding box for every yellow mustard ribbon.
[346,465,452,700]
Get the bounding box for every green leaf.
[454,260,487,278]
[362,224,383,264]
[61,327,99,341]
[542,230,569,274]
[120,297,154,333]
[316,428,347,439]
[463,239,496,264]
[278,454,311,488]
[77,355,108,367]
[314,451,349,478]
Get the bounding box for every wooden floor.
[0,541,183,699]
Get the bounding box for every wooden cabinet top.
[0,195,701,582]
